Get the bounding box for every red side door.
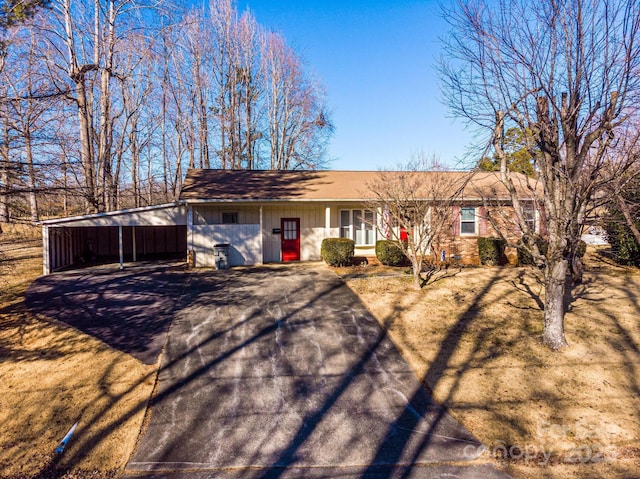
[281,218,300,261]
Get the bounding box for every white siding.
[262,203,327,262]
[192,224,261,267]
[189,201,376,267]
[192,204,260,225]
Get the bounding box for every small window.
[523,205,538,232]
[222,212,238,224]
[460,207,477,235]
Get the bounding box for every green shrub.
[517,237,548,266]
[375,240,406,266]
[321,238,355,266]
[477,237,507,266]
[604,219,640,266]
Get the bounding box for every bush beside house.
[604,218,640,266]
[321,238,355,266]
[477,237,507,266]
[375,240,406,266]
[517,238,586,266]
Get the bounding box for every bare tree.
[440,0,640,349]
[0,0,49,73]
[0,0,333,224]
[0,22,53,223]
[364,155,464,290]
[262,31,332,170]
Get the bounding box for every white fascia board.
[183,198,370,204]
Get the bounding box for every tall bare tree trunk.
[196,67,210,168]
[63,0,98,213]
[130,115,140,207]
[161,71,169,200]
[24,131,38,222]
[97,0,117,211]
[62,157,68,216]
[75,78,97,212]
[543,256,569,349]
[0,102,9,222]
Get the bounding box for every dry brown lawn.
[344,249,640,479]
[0,224,157,479]
[2,225,639,479]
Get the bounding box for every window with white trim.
[522,205,538,233]
[222,212,238,224]
[340,209,376,246]
[460,207,477,235]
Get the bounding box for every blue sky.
[234,0,478,170]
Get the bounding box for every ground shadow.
[17,262,516,479]
[25,262,190,365]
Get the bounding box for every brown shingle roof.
[178,169,539,202]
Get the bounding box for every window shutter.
[479,206,488,236]
[451,206,460,236]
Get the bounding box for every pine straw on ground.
[0,225,157,479]
[343,248,640,479]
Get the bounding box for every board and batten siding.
[192,224,261,267]
[189,202,378,266]
[191,204,261,267]
[192,204,260,225]
[262,203,330,263]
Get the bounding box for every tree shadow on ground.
[12,262,515,479]
[25,263,190,365]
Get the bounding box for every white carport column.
[187,205,194,250]
[325,204,331,238]
[187,204,195,268]
[118,225,124,270]
[42,225,50,275]
[259,205,264,264]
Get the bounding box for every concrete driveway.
[120,263,511,479]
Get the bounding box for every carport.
[41,203,188,274]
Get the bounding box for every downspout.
[132,225,137,262]
[118,225,124,270]
[187,204,194,267]
[259,204,264,265]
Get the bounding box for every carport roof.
[40,202,188,227]
[179,169,539,202]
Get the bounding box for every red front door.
[281,218,300,261]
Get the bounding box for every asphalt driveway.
[26,262,187,365]
[27,262,512,478]
[120,263,511,479]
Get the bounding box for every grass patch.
[0,225,157,478]
[344,247,640,478]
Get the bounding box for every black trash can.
[213,243,231,270]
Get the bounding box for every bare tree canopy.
[0,0,333,221]
[440,0,640,350]
[364,155,465,290]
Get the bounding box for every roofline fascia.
[181,196,533,204]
